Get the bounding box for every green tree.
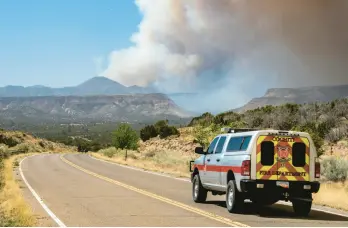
[112,123,139,150]
[193,125,210,148]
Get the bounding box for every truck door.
[210,136,227,186]
[201,136,219,185]
[256,135,310,182]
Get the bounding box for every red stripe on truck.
[194,164,242,173]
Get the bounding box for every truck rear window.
[240,136,252,150]
[292,142,306,167]
[261,141,274,166]
[226,136,252,152]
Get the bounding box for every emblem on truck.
[277,146,291,162]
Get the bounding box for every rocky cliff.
[233,84,348,112]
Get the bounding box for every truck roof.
[219,128,311,138]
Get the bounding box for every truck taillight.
[315,161,320,178]
[241,160,251,176]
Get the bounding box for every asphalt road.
[20,153,348,227]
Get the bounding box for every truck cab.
[190,128,321,216]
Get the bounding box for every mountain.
[233,84,348,113]
[0,93,193,124]
[0,77,158,97]
[74,77,129,95]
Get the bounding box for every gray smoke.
[102,0,348,113]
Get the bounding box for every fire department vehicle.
[189,128,321,216]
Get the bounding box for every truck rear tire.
[192,174,207,203]
[292,200,312,217]
[226,180,244,213]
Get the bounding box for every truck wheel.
[292,200,312,217]
[226,180,244,213]
[192,174,207,203]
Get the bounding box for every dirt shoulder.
[0,154,37,226]
[14,154,57,227]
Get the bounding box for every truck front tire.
[192,174,207,203]
[226,180,244,213]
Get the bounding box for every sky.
[0,0,141,87]
[1,0,347,113]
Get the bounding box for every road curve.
[20,153,348,227]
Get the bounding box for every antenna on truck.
[221,127,259,133]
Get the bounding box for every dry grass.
[92,143,199,178]
[0,154,37,227]
[92,130,202,178]
[313,181,348,211]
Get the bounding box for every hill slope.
[233,84,348,112]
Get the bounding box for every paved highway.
[19,153,348,227]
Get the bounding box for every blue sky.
[0,0,141,87]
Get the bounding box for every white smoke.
[102,0,348,113]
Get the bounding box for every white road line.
[88,154,191,182]
[88,154,348,218]
[19,155,66,227]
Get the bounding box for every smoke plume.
[102,0,348,113]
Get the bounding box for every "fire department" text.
[259,171,306,177]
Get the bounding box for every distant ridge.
[232,84,348,113]
[0,76,157,97]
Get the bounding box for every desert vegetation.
[0,129,76,226]
[189,99,348,155]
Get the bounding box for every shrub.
[12,143,30,154]
[140,125,157,141]
[140,121,180,141]
[13,160,19,167]
[0,134,20,147]
[159,125,180,139]
[112,123,139,150]
[101,147,117,158]
[154,120,169,133]
[188,112,214,127]
[326,125,348,144]
[321,156,348,182]
[0,145,9,160]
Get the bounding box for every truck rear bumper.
[240,180,320,194]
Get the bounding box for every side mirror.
[195,147,205,155]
